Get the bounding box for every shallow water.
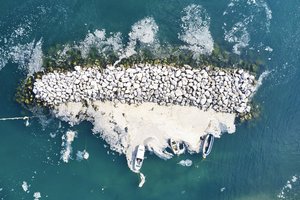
[1,0,300,199]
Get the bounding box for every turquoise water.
[1,0,300,199]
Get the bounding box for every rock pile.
[33,64,257,114]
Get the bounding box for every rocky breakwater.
[33,64,257,114]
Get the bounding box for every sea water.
[0,0,300,199]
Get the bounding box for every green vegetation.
[16,72,45,107]
[40,43,263,75]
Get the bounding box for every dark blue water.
[0,0,300,199]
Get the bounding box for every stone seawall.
[33,64,257,114]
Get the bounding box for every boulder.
[175,89,183,97]
[200,98,207,105]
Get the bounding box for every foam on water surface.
[128,17,158,44]
[114,17,159,65]
[33,192,41,200]
[21,181,29,193]
[277,175,300,199]
[57,17,159,67]
[0,5,48,74]
[76,150,89,161]
[178,159,193,167]
[77,29,123,59]
[0,38,44,74]
[178,4,214,57]
[138,173,146,188]
[223,0,272,54]
[60,130,77,163]
[224,17,251,55]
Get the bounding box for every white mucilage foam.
[0,39,44,75]
[114,17,159,65]
[21,181,29,193]
[27,39,44,76]
[223,0,272,54]
[178,4,214,58]
[178,159,193,167]
[129,17,159,44]
[77,29,123,59]
[0,13,44,73]
[277,175,300,199]
[33,192,41,200]
[60,130,77,163]
[224,17,252,55]
[76,17,159,67]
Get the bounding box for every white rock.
[74,79,80,85]
[219,71,225,76]
[66,88,73,94]
[178,81,183,87]
[175,89,183,97]
[246,106,251,112]
[74,66,81,71]
[82,75,89,82]
[236,106,246,113]
[182,78,188,86]
[186,69,193,76]
[249,75,255,80]
[200,98,207,105]
[152,84,159,90]
[141,77,147,83]
[242,72,249,79]
[33,64,256,116]
[133,83,140,89]
[204,90,210,97]
[175,70,181,77]
[115,72,124,80]
[201,70,208,78]
[238,69,244,74]
[122,77,130,83]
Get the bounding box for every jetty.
[32,64,256,114]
